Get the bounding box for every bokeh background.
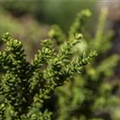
[0,0,120,120]
[0,0,97,60]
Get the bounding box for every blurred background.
[0,0,98,60]
[0,0,120,120]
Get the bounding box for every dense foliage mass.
[0,8,119,120]
[0,10,96,119]
[48,9,120,120]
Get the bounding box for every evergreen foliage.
[0,8,119,120]
[48,9,120,120]
[0,19,96,119]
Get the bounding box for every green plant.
[48,9,120,120]
[0,29,96,120]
